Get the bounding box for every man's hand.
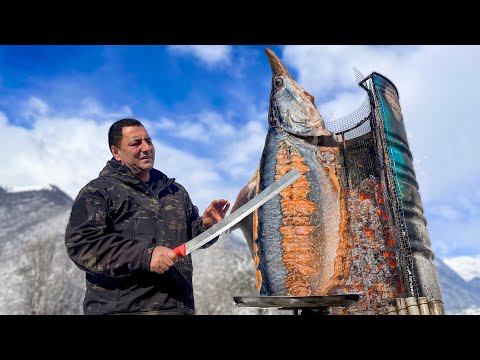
[202,199,230,229]
[150,246,177,274]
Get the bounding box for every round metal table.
[233,294,360,315]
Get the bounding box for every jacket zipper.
[133,217,137,239]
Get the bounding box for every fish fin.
[229,172,258,256]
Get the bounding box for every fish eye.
[274,77,283,87]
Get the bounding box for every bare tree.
[17,234,84,315]
[18,235,55,314]
[46,247,85,315]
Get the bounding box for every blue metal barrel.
[372,73,443,303]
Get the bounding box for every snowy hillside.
[443,256,480,282]
[192,230,283,315]
[0,185,84,315]
[434,258,480,314]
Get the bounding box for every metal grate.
[324,74,419,313]
[363,76,419,298]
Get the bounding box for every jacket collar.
[100,159,175,193]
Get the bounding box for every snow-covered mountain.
[443,256,480,282]
[0,185,84,314]
[0,184,478,315]
[0,185,72,250]
[434,258,480,314]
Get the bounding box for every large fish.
[232,48,350,296]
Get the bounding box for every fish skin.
[233,48,350,296]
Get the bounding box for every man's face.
[111,126,155,177]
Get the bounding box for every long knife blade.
[173,169,300,256]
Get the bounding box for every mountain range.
[0,185,478,315]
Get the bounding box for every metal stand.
[233,294,360,315]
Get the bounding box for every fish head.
[265,48,333,140]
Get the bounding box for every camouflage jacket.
[65,159,211,315]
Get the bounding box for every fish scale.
[255,131,349,295]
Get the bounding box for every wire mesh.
[368,76,419,298]
[324,75,417,314]
[353,67,366,85]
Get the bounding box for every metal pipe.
[428,299,444,315]
[385,305,397,315]
[395,297,408,315]
[405,297,420,315]
[418,297,430,315]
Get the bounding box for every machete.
[173,169,301,256]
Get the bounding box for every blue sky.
[0,45,478,260]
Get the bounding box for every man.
[65,118,230,315]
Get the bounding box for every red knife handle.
[173,244,186,257]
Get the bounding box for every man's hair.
[108,118,144,151]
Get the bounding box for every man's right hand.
[150,246,178,274]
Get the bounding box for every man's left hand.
[202,199,230,229]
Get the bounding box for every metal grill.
[364,76,419,298]
[324,72,419,313]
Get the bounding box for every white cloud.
[149,117,210,142]
[0,97,136,200]
[176,122,209,142]
[167,45,232,67]
[198,111,236,137]
[428,204,464,221]
[282,45,410,95]
[149,112,236,144]
[79,97,133,119]
[20,97,50,122]
[425,193,480,258]
[151,119,209,143]
[154,117,176,130]
[0,113,112,199]
[425,211,480,258]
[218,119,266,178]
[321,91,368,122]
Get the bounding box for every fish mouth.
[265,48,294,82]
[266,48,315,104]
